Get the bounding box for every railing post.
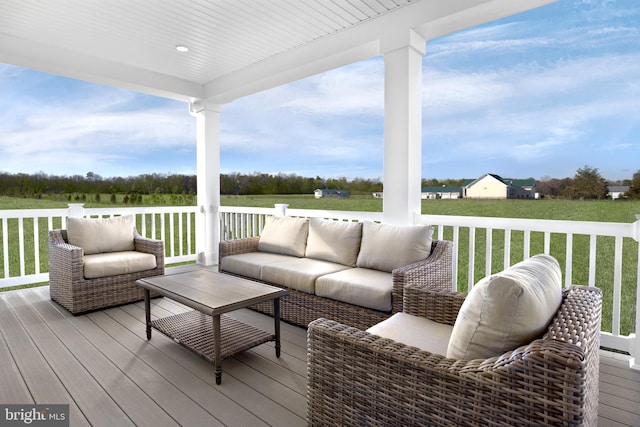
[67,203,85,218]
[274,204,288,217]
[630,214,640,370]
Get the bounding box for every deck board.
[19,288,181,427]
[0,293,91,427]
[0,283,638,426]
[598,351,640,426]
[4,291,135,427]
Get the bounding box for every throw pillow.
[67,215,135,255]
[446,254,563,360]
[356,222,433,272]
[305,218,362,267]
[257,216,309,257]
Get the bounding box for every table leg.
[274,297,281,358]
[144,289,151,339]
[213,314,222,384]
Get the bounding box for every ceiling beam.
[0,33,203,102]
[203,0,557,104]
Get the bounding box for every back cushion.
[67,215,135,255]
[257,216,309,257]
[447,254,563,360]
[305,218,362,267]
[356,222,433,272]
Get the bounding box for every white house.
[608,185,629,200]
[421,186,462,199]
[464,174,536,199]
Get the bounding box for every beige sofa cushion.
[67,215,135,255]
[257,216,309,257]
[83,251,156,279]
[220,252,294,281]
[447,254,563,360]
[315,267,392,311]
[367,312,453,356]
[261,258,350,294]
[356,222,433,272]
[305,218,362,267]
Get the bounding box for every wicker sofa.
[219,216,453,330]
[307,254,603,426]
[48,215,165,314]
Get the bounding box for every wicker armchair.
[48,229,165,314]
[307,282,602,426]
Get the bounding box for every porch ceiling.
[0,0,555,103]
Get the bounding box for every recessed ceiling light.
[175,45,189,53]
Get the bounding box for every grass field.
[2,195,639,335]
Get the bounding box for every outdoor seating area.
[48,215,165,314]
[0,269,638,426]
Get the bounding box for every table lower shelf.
[151,310,275,362]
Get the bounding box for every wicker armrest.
[219,236,260,264]
[307,285,602,426]
[391,239,453,313]
[134,232,164,256]
[48,230,84,279]
[134,232,165,272]
[403,284,466,325]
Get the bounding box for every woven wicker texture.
[307,285,602,427]
[48,229,165,314]
[219,236,454,330]
[152,311,274,361]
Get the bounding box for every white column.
[630,214,640,370]
[189,100,221,266]
[382,30,426,226]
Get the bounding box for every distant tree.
[537,176,571,198]
[95,193,101,203]
[566,166,608,200]
[627,170,640,200]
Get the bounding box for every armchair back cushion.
[305,218,362,267]
[67,215,135,255]
[257,216,309,257]
[447,254,562,360]
[356,222,433,273]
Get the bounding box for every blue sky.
[0,0,638,181]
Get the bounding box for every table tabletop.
[136,268,288,316]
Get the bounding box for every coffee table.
[135,268,289,384]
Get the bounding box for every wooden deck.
[0,282,639,426]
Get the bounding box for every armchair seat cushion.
[84,251,157,279]
[367,312,453,356]
[315,267,392,311]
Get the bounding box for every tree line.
[1,166,639,201]
[537,166,640,200]
[0,171,383,199]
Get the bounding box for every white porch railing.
[0,204,198,288]
[2,203,639,368]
